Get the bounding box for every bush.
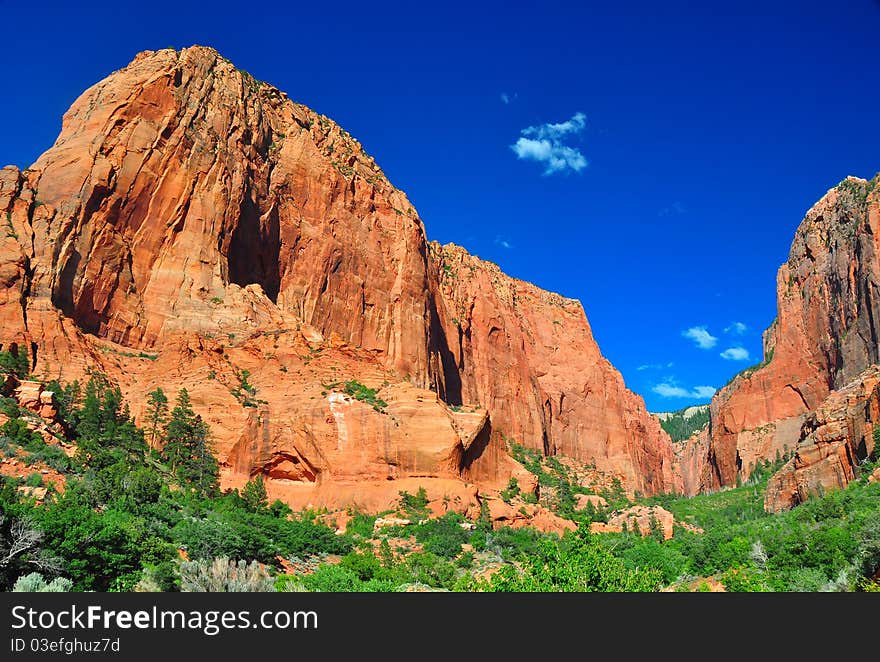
[479,526,663,592]
[324,380,387,412]
[398,487,429,520]
[620,538,687,584]
[180,557,275,592]
[301,564,363,592]
[12,572,73,592]
[412,512,468,559]
[25,473,44,487]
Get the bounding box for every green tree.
[649,514,664,542]
[480,526,663,592]
[242,475,268,512]
[161,389,218,497]
[72,376,146,472]
[0,345,30,379]
[145,387,169,446]
[45,379,81,430]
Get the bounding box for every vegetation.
[0,374,349,592]
[476,527,663,592]
[657,406,710,442]
[13,572,73,592]
[2,369,879,593]
[722,347,775,390]
[0,345,30,379]
[180,557,275,592]
[230,368,266,407]
[324,379,387,412]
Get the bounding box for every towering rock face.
[0,45,681,508]
[431,243,681,496]
[764,365,880,512]
[700,176,880,497]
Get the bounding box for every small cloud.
[501,92,510,104]
[511,112,588,175]
[658,201,687,217]
[683,326,718,350]
[725,322,748,335]
[638,362,674,372]
[652,383,716,400]
[720,346,750,361]
[494,235,513,249]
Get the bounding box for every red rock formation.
[674,427,710,497]
[0,45,681,513]
[701,175,880,495]
[588,505,675,540]
[431,242,682,497]
[764,365,880,512]
[484,497,577,535]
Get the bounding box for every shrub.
[300,564,363,592]
[180,557,275,592]
[479,526,662,592]
[25,473,44,487]
[324,380,388,412]
[500,477,520,503]
[398,487,430,520]
[12,572,73,592]
[412,512,469,559]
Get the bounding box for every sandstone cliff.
[699,175,880,499]
[0,45,681,511]
[764,365,880,512]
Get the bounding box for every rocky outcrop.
[13,380,57,419]
[674,427,710,497]
[431,242,682,497]
[764,365,880,512]
[589,505,675,540]
[701,175,880,495]
[484,497,577,536]
[0,45,681,513]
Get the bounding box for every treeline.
[658,406,710,442]
[0,373,349,591]
[2,356,879,592]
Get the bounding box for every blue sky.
[1,1,878,411]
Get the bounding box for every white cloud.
[683,326,718,350]
[725,322,748,335]
[652,383,717,400]
[638,362,674,371]
[658,201,687,217]
[494,235,513,249]
[720,346,750,361]
[522,112,586,140]
[511,112,588,175]
[501,93,510,104]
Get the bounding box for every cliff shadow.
[228,187,281,303]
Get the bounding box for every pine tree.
[242,475,268,512]
[162,389,219,497]
[649,514,664,542]
[76,377,105,443]
[0,344,30,379]
[145,387,169,446]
